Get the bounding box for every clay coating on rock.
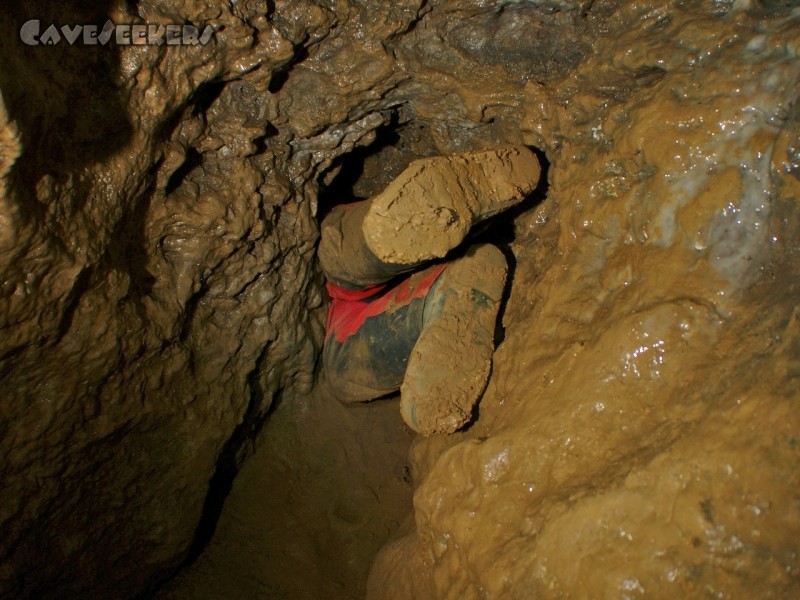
[0,0,798,598]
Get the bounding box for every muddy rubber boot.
[319,199,418,288]
[399,244,508,435]
[362,146,539,265]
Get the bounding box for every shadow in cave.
[466,146,549,428]
[182,353,278,567]
[0,1,135,224]
[470,146,550,346]
[316,113,403,221]
[140,355,281,597]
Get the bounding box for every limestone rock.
[1,0,798,598]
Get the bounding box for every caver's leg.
[400,243,508,436]
[318,199,415,290]
[321,263,447,403]
[362,146,539,265]
[318,145,540,288]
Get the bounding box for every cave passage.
[155,383,415,600]
[155,125,434,599]
[2,1,799,599]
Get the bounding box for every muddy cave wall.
[0,0,799,599]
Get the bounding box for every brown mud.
[363,146,540,264]
[1,0,798,599]
[157,387,414,600]
[400,243,508,436]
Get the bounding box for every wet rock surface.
[0,0,798,598]
[370,3,800,598]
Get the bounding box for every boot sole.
[399,244,508,435]
[362,146,540,265]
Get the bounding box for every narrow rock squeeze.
[0,1,798,599]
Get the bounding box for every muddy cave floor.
[156,384,415,600]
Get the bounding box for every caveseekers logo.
[20,19,218,47]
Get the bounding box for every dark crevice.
[178,286,206,343]
[165,148,203,196]
[267,69,290,94]
[469,146,550,348]
[492,243,517,349]
[191,81,227,116]
[268,45,310,94]
[250,135,269,157]
[102,177,158,304]
[633,64,667,84]
[53,267,94,345]
[181,346,277,566]
[386,1,430,40]
[248,123,279,157]
[158,79,228,144]
[0,344,26,365]
[125,0,141,14]
[316,111,403,220]
[233,272,263,301]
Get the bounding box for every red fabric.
[326,283,387,302]
[325,264,447,343]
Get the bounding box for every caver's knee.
[321,339,399,403]
[318,200,413,289]
[318,204,354,286]
[321,287,431,403]
[320,369,388,404]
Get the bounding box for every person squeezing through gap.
[318,146,541,436]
